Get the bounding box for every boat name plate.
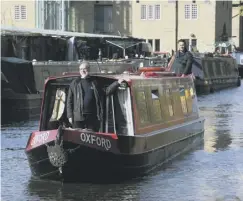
[80,132,111,151]
[31,131,50,147]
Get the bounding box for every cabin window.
[207,61,215,77]
[136,91,150,124]
[184,86,193,114]
[105,95,115,133]
[44,86,70,130]
[165,89,174,117]
[215,61,222,76]
[150,89,162,122]
[220,63,226,76]
[202,60,209,78]
[151,89,159,99]
[224,62,231,75]
[216,65,222,76]
[179,87,188,114]
[105,86,134,136]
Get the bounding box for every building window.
[108,9,112,21]
[185,5,191,19]
[185,4,198,19]
[14,5,27,20]
[147,5,154,20]
[190,39,197,51]
[148,39,153,48]
[108,23,113,32]
[155,39,160,51]
[141,5,146,20]
[191,39,197,47]
[14,5,20,20]
[191,4,198,19]
[154,5,160,19]
[94,5,113,33]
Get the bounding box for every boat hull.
[26,118,204,182]
[1,91,42,124]
[195,76,241,95]
[239,65,243,78]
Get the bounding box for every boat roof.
[1,26,141,40]
[46,71,182,83]
[1,57,31,64]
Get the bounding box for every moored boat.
[166,53,241,94]
[231,51,243,78]
[1,57,42,124]
[25,71,205,182]
[192,54,241,94]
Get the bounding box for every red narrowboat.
[25,71,205,182]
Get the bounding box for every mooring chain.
[45,126,81,168]
[45,126,68,168]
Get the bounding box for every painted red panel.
[26,129,58,151]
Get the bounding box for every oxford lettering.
[80,133,111,150]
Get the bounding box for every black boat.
[165,53,241,94]
[1,57,42,124]
[231,51,243,78]
[25,71,205,182]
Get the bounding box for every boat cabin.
[40,72,199,136]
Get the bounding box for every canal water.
[1,85,243,201]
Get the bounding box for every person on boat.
[169,39,193,77]
[67,61,126,130]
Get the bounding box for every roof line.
[0,25,134,39]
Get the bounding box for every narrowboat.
[25,71,205,182]
[1,57,42,124]
[231,51,243,78]
[168,53,241,94]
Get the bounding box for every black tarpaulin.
[1,57,37,93]
[192,56,204,79]
[1,36,15,57]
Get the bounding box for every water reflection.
[201,101,234,153]
[212,103,233,151]
[26,179,141,201]
[1,118,39,128]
